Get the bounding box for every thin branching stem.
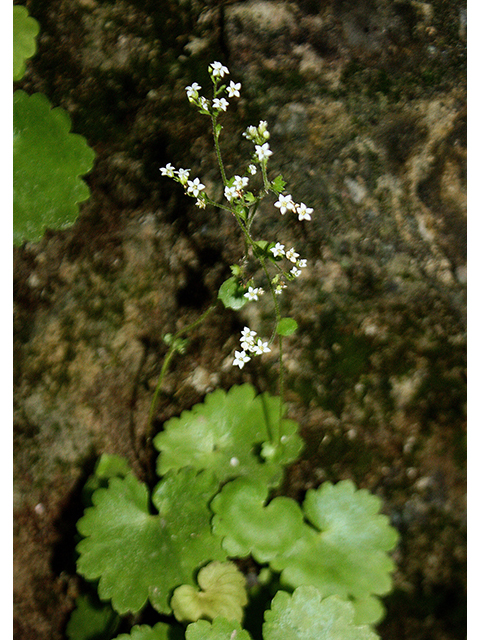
[146,302,217,442]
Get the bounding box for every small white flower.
[270,242,285,258]
[230,457,240,467]
[209,61,229,77]
[226,81,241,98]
[224,185,237,202]
[185,82,201,100]
[248,164,257,175]
[160,163,175,177]
[195,198,206,208]
[233,350,250,369]
[274,194,295,215]
[255,143,273,161]
[243,125,257,140]
[199,96,209,110]
[258,120,270,139]
[297,202,313,221]
[286,248,300,263]
[297,258,307,269]
[244,286,264,301]
[290,266,301,278]
[187,178,205,197]
[274,282,287,295]
[254,339,271,355]
[241,326,257,342]
[240,327,257,350]
[176,168,190,184]
[233,175,249,190]
[213,97,229,111]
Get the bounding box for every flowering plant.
[69,63,399,640]
[160,61,315,414]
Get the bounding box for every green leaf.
[186,618,252,640]
[211,478,305,563]
[171,561,247,623]
[271,481,399,622]
[81,454,132,506]
[276,318,298,337]
[113,623,172,640]
[13,5,40,81]
[252,240,272,257]
[66,594,119,640]
[263,588,379,640]
[76,469,226,615]
[271,175,286,194]
[218,277,247,310]
[13,91,95,245]
[94,454,132,479]
[154,385,303,488]
[352,596,386,626]
[244,192,256,204]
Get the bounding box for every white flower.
[185,82,201,100]
[213,97,229,111]
[176,168,190,184]
[233,175,249,190]
[243,125,257,140]
[224,185,237,202]
[274,282,287,295]
[254,339,271,355]
[233,350,250,369]
[160,163,175,177]
[274,194,295,215]
[241,326,257,341]
[286,248,300,263]
[270,242,285,258]
[297,258,307,268]
[199,96,209,110]
[258,120,270,139]
[244,286,264,301]
[297,202,313,221]
[209,61,229,77]
[290,266,301,278]
[227,81,241,98]
[248,164,257,175]
[195,198,206,208]
[240,327,257,350]
[255,143,273,161]
[187,178,205,197]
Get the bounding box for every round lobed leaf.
[66,594,119,640]
[186,618,252,640]
[76,469,226,615]
[271,480,399,624]
[211,477,305,563]
[13,91,95,245]
[13,5,40,81]
[113,623,171,640]
[218,277,248,310]
[276,318,298,336]
[263,587,379,640]
[171,561,247,624]
[154,385,303,488]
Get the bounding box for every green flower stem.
[146,302,217,442]
[212,113,228,186]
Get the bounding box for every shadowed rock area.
[14,0,466,638]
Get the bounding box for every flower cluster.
[158,62,316,370]
[274,194,313,221]
[159,163,207,208]
[233,326,272,368]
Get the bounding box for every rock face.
[14,1,466,639]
